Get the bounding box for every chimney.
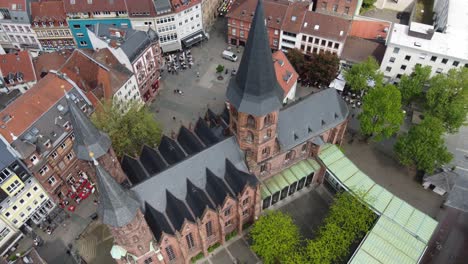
[308,2,313,12]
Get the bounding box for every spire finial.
[10,132,17,141]
[89,152,98,165]
[61,85,69,99]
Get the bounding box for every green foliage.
[394,116,453,173]
[91,100,163,157]
[305,51,340,87]
[191,252,204,263]
[250,211,301,264]
[358,84,404,141]
[398,65,432,105]
[362,0,377,7]
[344,57,383,92]
[207,243,220,253]
[242,221,252,230]
[216,64,225,73]
[225,230,238,241]
[424,67,468,133]
[285,48,306,75]
[306,192,376,263]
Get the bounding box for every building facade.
[315,0,361,18]
[30,0,75,51]
[0,0,41,53]
[63,0,131,49]
[88,24,161,104]
[0,140,54,256]
[201,0,221,31]
[380,0,468,82]
[226,0,351,56]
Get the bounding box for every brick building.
[30,0,76,51]
[226,0,351,56]
[72,2,348,263]
[314,0,361,18]
[0,71,126,204]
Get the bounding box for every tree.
[398,65,432,105]
[424,67,468,133]
[394,116,453,173]
[362,0,377,8]
[91,100,163,157]
[285,48,306,75]
[216,64,224,74]
[250,211,301,264]
[306,192,375,263]
[344,57,383,92]
[358,84,404,141]
[304,51,340,87]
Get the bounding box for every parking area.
[152,18,242,133]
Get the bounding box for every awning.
[264,178,281,195]
[181,30,206,48]
[272,174,289,191]
[161,41,181,53]
[282,170,297,184]
[261,185,272,199]
[291,164,308,180]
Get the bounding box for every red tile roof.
[282,1,309,34]
[301,11,351,43]
[272,50,298,95]
[341,36,386,64]
[126,0,157,17]
[33,50,73,80]
[0,51,37,87]
[63,0,127,13]
[350,20,391,40]
[171,0,201,13]
[31,0,67,24]
[227,0,289,30]
[0,74,73,143]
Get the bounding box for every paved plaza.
[152,18,241,134]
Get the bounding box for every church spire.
[66,93,111,161]
[226,0,284,116]
[91,153,140,227]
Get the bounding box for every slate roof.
[92,24,159,63]
[66,94,111,161]
[144,202,174,240]
[154,0,172,14]
[139,145,168,174]
[158,135,187,165]
[277,88,349,150]
[194,118,220,146]
[95,162,141,227]
[176,126,205,155]
[121,155,151,184]
[0,140,15,170]
[226,0,284,116]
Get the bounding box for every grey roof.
[0,141,15,170]
[226,0,284,116]
[93,24,159,63]
[277,88,349,150]
[423,171,458,191]
[0,89,21,111]
[67,95,111,161]
[95,163,141,227]
[132,137,250,212]
[153,0,172,14]
[445,175,468,212]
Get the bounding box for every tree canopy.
[250,193,375,264]
[91,100,162,157]
[358,84,404,141]
[305,51,340,87]
[250,211,301,264]
[344,56,383,92]
[394,116,453,173]
[424,67,468,133]
[398,65,432,105]
[285,48,306,75]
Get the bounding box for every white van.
[222,50,238,62]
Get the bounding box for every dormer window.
[63,121,70,130]
[39,166,49,175]
[49,21,54,27]
[30,155,38,165]
[34,22,38,27]
[43,139,51,148]
[42,22,46,27]
[59,21,64,26]
[17,77,22,82]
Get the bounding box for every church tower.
[66,95,127,183]
[226,0,284,166]
[67,96,163,263]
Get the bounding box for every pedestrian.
[196,71,200,78]
[173,116,176,121]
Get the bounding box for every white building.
[128,0,205,53]
[380,0,468,82]
[0,0,41,53]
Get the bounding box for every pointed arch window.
[264,129,272,140]
[264,114,273,126]
[247,115,256,128]
[246,131,254,143]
